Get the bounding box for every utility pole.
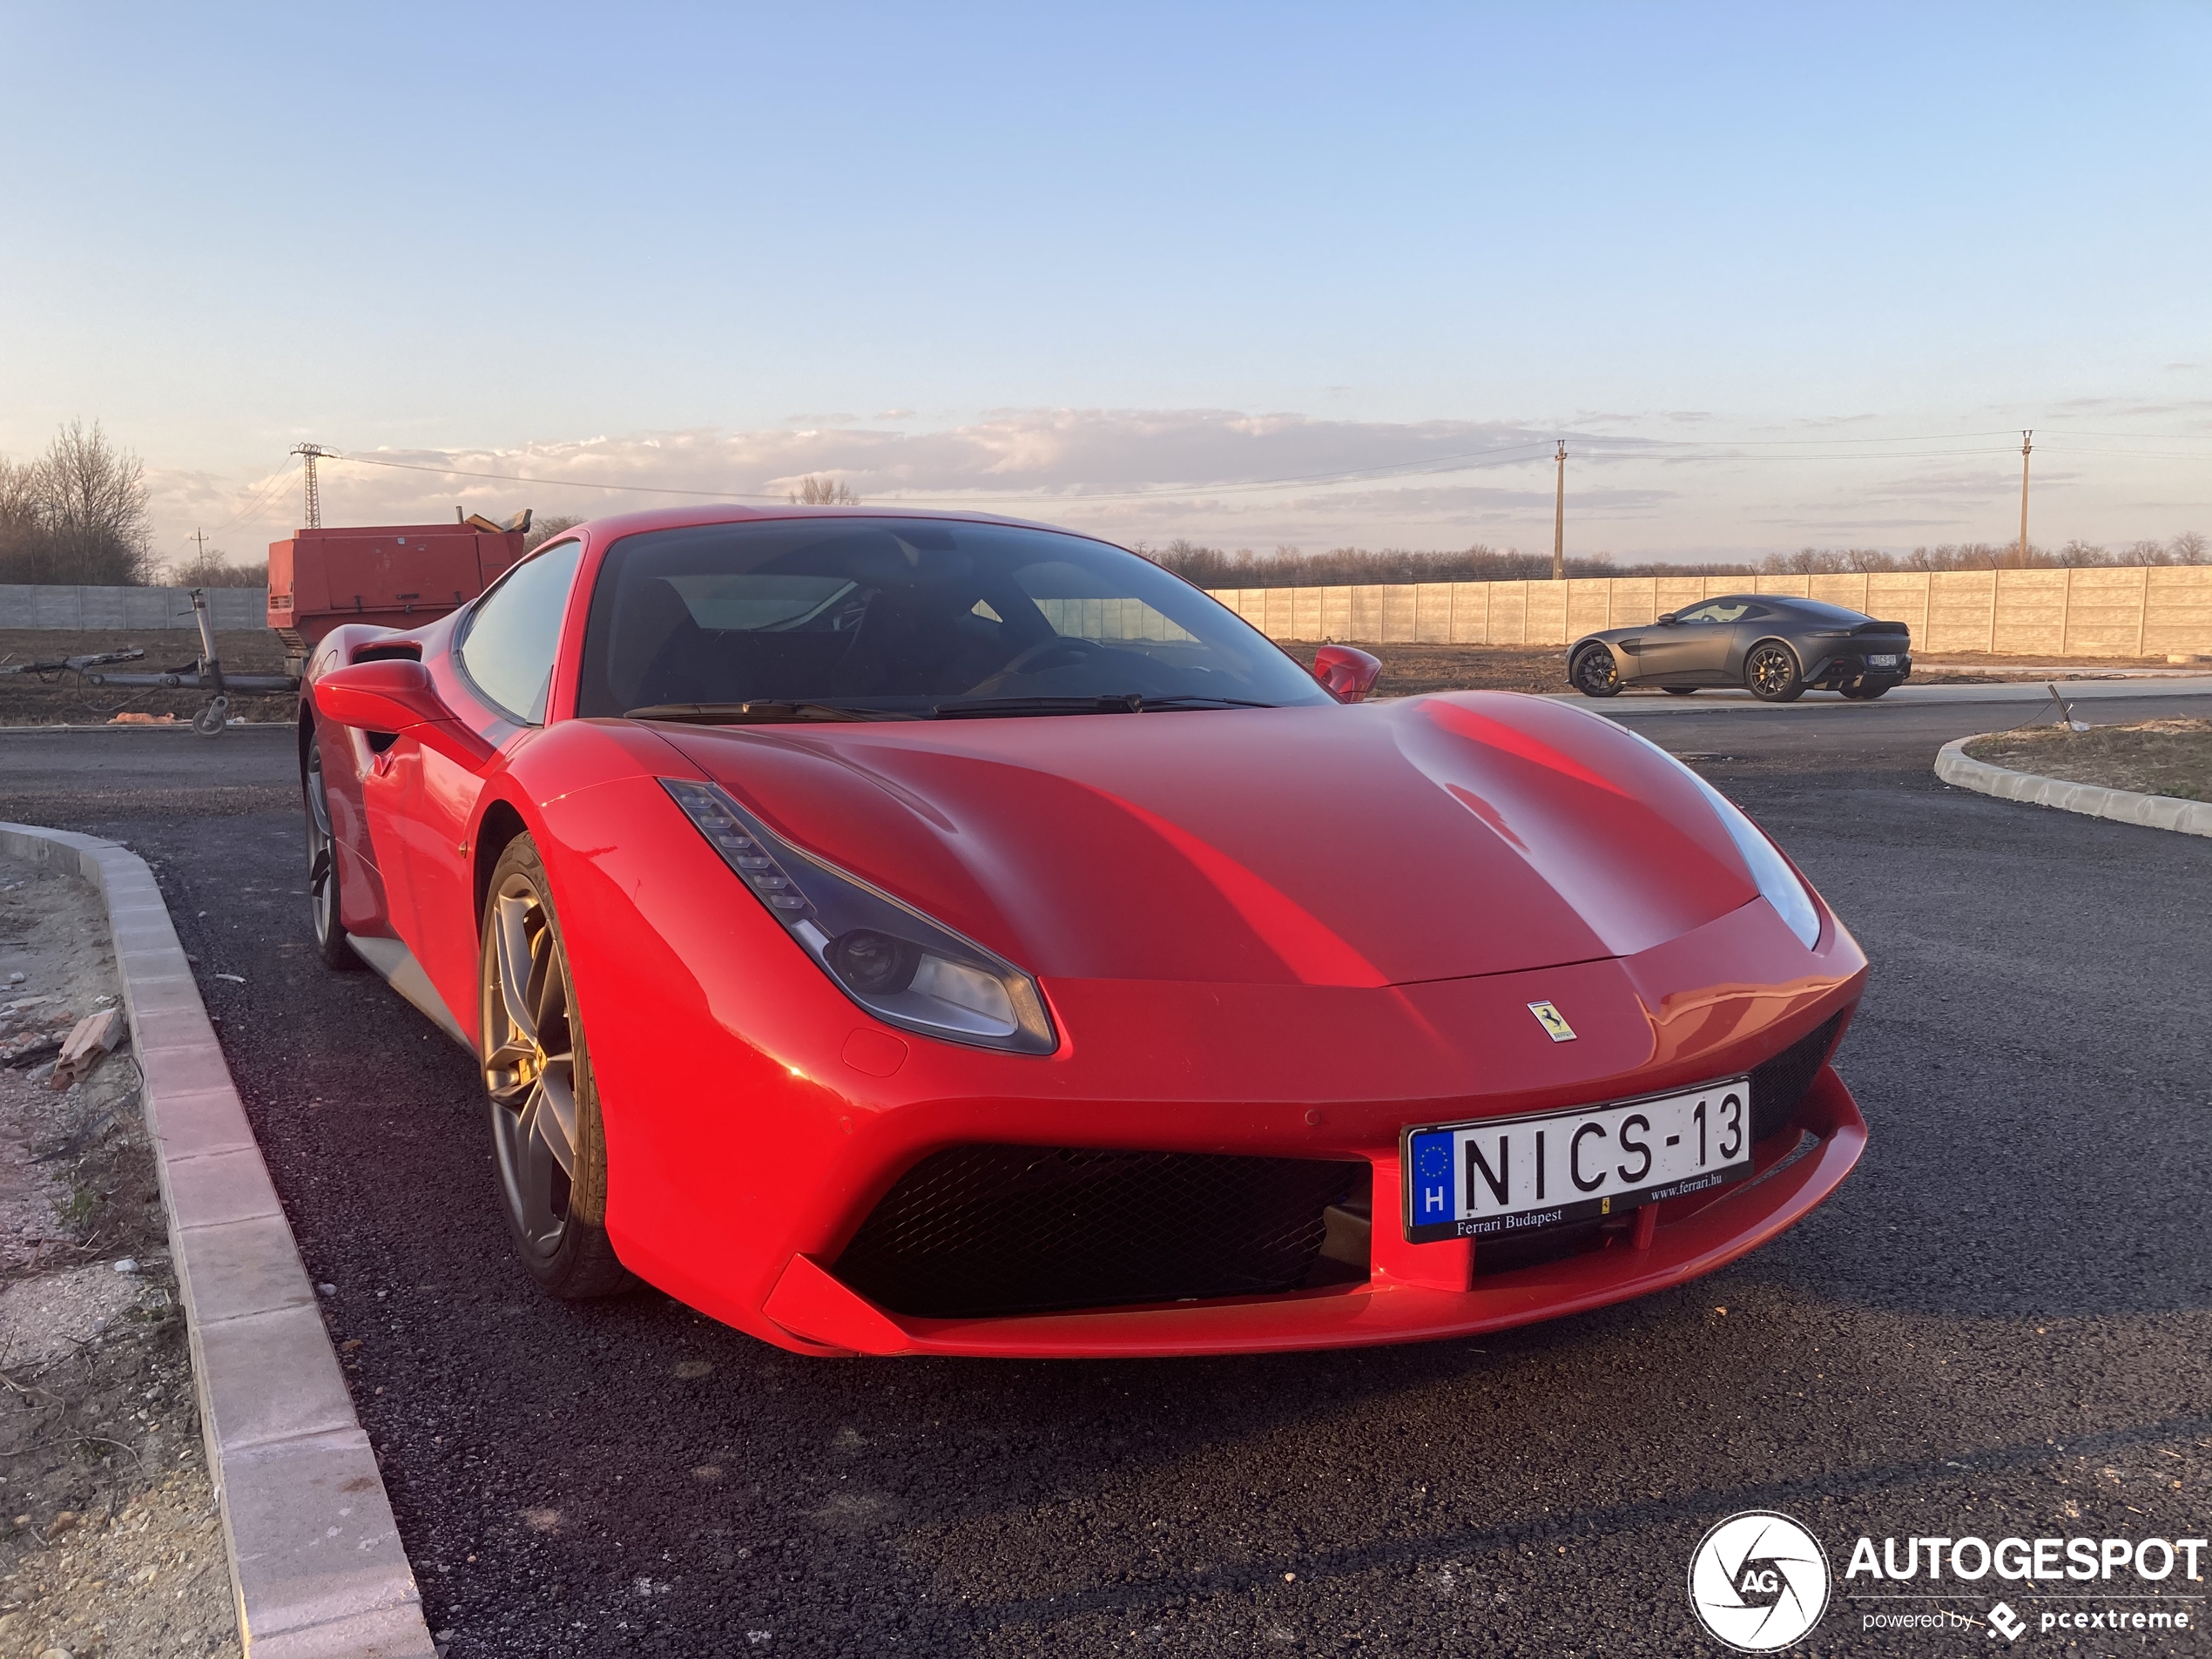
[191,528,208,565]
[1551,441,1568,582]
[2017,430,2033,564]
[291,443,334,529]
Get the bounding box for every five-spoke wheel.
[480,837,630,1298]
[1743,643,1804,703]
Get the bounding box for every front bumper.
[760,1066,1865,1356]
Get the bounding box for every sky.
[2,3,2209,570]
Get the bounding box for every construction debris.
[50,1007,124,1090]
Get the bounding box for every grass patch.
[1964,718,2212,800]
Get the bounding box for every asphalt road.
[3,690,2209,1656]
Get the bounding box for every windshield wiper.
[624,701,915,725]
[1126,694,1279,711]
[929,693,1278,719]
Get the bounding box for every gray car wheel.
[1570,644,1622,698]
[1744,642,1805,703]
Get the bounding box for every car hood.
[647,692,1760,988]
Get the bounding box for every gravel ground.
[1,699,2208,1656]
[0,850,240,1659]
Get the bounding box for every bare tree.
[0,456,41,580]
[30,420,152,583]
[2170,530,2208,565]
[159,546,268,587]
[524,514,585,551]
[787,475,860,506]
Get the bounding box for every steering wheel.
[998,635,1108,677]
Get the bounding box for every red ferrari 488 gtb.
[300,507,1867,1357]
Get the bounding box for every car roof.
[557,502,1090,544]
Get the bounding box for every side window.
[1678,601,1750,624]
[457,539,583,723]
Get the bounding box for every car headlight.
[663,779,1057,1054]
[1623,734,1824,949]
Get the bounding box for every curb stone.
[1933,738,2212,838]
[0,821,436,1658]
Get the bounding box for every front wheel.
[1744,643,1805,703]
[1570,644,1622,698]
[480,836,631,1298]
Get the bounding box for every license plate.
[1403,1078,1753,1243]
[1867,654,1898,668]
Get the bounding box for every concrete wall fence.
[6,571,2209,658]
[0,584,270,631]
[1207,566,2212,658]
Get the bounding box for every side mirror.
[313,659,496,766]
[1656,611,1679,624]
[1312,644,1383,703]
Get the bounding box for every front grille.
[1750,1014,1843,1143]
[834,1145,1366,1319]
[1473,1217,1611,1278]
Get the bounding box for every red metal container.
[268,523,525,667]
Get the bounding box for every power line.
[330,451,787,501]
[183,458,303,542]
[296,425,2198,518]
[327,435,1575,500]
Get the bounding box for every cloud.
[137,404,2212,569]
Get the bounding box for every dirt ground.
[1279,642,2205,697]
[0,851,240,1657]
[1278,643,1570,696]
[0,631,293,728]
[1,631,2187,722]
[1965,717,2212,801]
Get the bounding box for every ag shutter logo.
[1689,1511,1833,1652]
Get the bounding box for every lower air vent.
[1750,1014,1844,1144]
[834,1145,1366,1319]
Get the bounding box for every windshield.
[576,516,1334,718]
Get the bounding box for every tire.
[1840,678,1892,701]
[1662,685,1700,696]
[1570,644,1622,698]
[303,728,361,971]
[1743,642,1805,703]
[479,835,631,1298]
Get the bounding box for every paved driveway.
[4,690,2208,1656]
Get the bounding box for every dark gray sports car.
[1568,595,1913,702]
